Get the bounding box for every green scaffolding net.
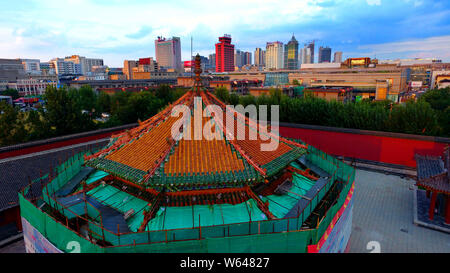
[261,174,315,218]
[18,144,355,253]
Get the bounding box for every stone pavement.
[0,239,25,253]
[348,170,450,253]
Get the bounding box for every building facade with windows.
[318,46,332,63]
[155,36,182,71]
[254,48,266,67]
[215,35,235,72]
[284,35,299,70]
[64,55,104,75]
[333,52,343,63]
[266,41,284,70]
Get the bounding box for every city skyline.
[1,0,450,67]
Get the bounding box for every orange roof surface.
[85,89,307,188]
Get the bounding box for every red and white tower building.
[215,35,235,72]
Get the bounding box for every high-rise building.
[0,59,26,82]
[215,35,235,72]
[39,62,56,76]
[318,46,332,63]
[334,51,343,63]
[265,41,284,69]
[64,55,104,75]
[234,49,243,68]
[50,58,82,75]
[244,52,252,66]
[21,59,41,75]
[155,36,182,71]
[123,60,139,80]
[254,48,266,67]
[234,50,251,68]
[208,53,216,70]
[307,41,315,63]
[284,35,299,69]
[301,41,315,64]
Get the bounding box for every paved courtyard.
[348,170,450,253]
[1,169,449,253]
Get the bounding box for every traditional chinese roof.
[85,89,307,191]
[85,56,307,191]
[416,154,450,194]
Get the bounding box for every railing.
[20,145,355,249]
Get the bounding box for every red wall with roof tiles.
[280,126,447,168]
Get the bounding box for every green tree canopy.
[0,102,27,146]
[1,89,20,100]
[43,86,95,136]
[215,87,230,103]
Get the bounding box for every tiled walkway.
[348,170,450,253]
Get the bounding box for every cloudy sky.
[1,0,449,67]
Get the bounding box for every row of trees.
[214,87,449,137]
[0,85,185,147]
[1,85,448,147]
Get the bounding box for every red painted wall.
[0,124,448,169]
[280,126,447,168]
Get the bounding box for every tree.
[292,79,301,86]
[24,110,51,141]
[1,89,20,100]
[43,86,95,136]
[113,91,164,124]
[97,91,111,113]
[155,85,172,104]
[387,100,439,135]
[0,102,27,146]
[215,87,230,103]
[229,93,240,106]
[419,87,450,112]
[419,87,450,136]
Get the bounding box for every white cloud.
[357,35,450,60]
[359,35,450,53]
[366,0,381,5]
[1,0,330,66]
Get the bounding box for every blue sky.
[1,0,449,67]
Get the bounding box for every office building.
[50,58,82,75]
[318,46,332,63]
[254,48,266,67]
[234,49,244,68]
[0,59,26,82]
[284,35,299,69]
[8,78,57,96]
[155,36,182,71]
[244,52,252,66]
[209,53,216,70]
[301,41,315,64]
[334,51,343,63]
[21,59,41,75]
[265,41,284,69]
[215,34,235,72]
[64,55,104,75]
[138,57,158,71]
[123,60,139,80]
